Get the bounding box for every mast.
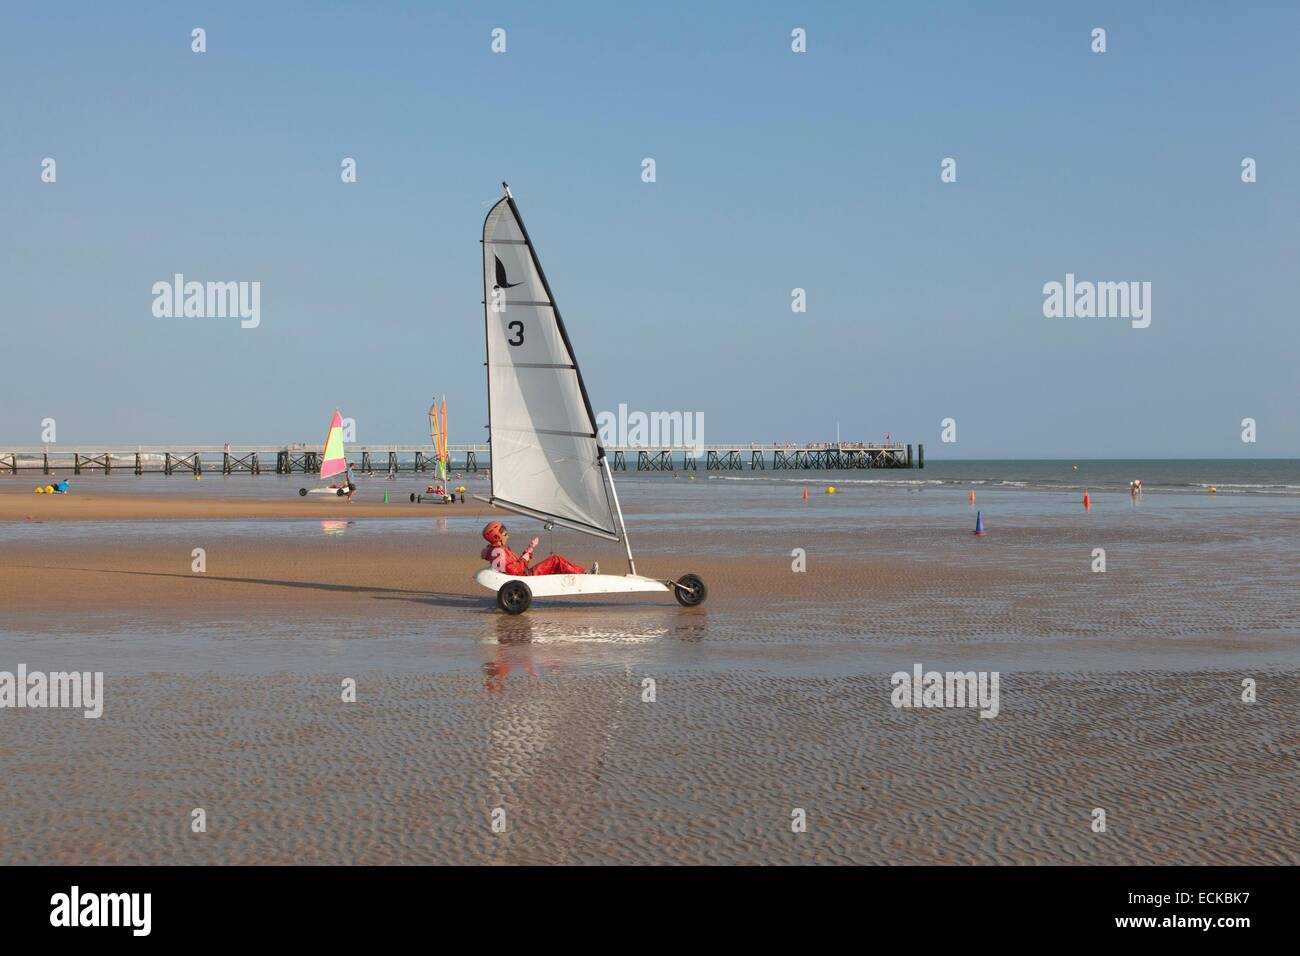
[603,456,636,575]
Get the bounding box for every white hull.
[475,567,670,597]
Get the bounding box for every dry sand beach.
[1,477,1297,864]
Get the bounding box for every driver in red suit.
[481,521,595,576]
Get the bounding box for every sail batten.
[481,189,618,539]
[498,362,577,370]
[493,426,596,439]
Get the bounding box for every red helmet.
[483,521,507,545]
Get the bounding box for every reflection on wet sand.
[479,611,706,690]
[480,647,636,857]
[486,610,706,647]
[475,610,712,850]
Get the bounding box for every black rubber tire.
[673,573,707,607]
[409,493,416,503]
[497,580,532,615]
[298,488,307,497]
[336,488,346,497]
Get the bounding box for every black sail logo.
[494,256,522,289]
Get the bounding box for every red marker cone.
[802,487,809,502]
[1083,490,1091,511]
[969,489,976,504]
[973,511,986,535]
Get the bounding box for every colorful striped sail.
[320,410,348,480]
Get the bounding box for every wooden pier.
[0,443,923,476]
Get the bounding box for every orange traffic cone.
[969,489,976,504]
[1083,490,1091,511]
[802,487,809,502]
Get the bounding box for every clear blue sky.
[2,1,1296,457]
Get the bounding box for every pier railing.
[0,442,922,475]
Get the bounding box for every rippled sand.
[2,670,1294,865]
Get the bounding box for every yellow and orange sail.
[428,397,448,481]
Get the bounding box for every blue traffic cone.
[973,511,986,535]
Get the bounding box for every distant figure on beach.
[1130,479,1143,498]
[481,521,594,576]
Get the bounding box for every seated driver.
[481,521,597,576]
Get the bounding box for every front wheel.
[673,573,707,607]
[298,488,308,496]
[497,580,532,615]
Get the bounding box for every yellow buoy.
[826,486,836,494]
[689,475,695,480]
[194,474,201,480]
[1208,486,1217,493]
[45,485,55,493]
[35,486,44,494]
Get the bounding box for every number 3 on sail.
[473,182,706,614]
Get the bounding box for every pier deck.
[0,443,922,475]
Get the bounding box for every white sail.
[481,185,619,540]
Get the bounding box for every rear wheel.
[673,573,707,607]
[298,488,307,496]
[497,580,532,615]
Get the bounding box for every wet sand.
[0,485,1296,864]
[3,670,1294,865]
[0,490,497,523]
